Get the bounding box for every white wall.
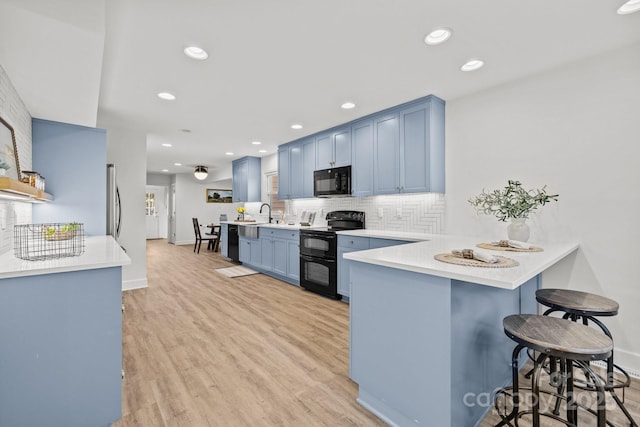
[146,172,171,186]
[173,173,243,245]
[102,125,148,291]
[446,43,640,372]
[0,64,32,255]
[261,153,277,202]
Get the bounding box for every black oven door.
[299,232,336,259]
[300,255,339,299]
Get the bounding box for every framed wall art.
[0,116,20,180]
[206,188,233,203]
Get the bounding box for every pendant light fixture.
[194,165,208,180]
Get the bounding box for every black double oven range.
[299,211,365,300]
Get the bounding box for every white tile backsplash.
[0,64,34,255]
[287,193,445,233]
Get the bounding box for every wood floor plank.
[113,239,385,427]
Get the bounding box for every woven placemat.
[434,253,519,268]
[476,243,543,252]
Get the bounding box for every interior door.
[145,185,169,239]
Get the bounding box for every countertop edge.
[0,236,131,280]
[344,238,579,290]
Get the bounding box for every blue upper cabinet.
[232,156,261,202]
[373,112,400,194]
[351,119,374,198]
[277,94,445,198]
[400,98,445,193]
[277,146,291,200]
[316,126,351,169]
[279,138,315,200]
[374,96,446,194]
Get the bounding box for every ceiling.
[1,0,639,181]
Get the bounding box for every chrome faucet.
[260,203,273,223]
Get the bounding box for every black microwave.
[314,166,352,197]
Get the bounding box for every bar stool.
[536,289,636,426]
[495,314,613,427]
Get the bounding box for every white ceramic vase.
[507,218,530,242]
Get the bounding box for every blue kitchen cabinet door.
[250,239,262,266]
[232,159,248,202]
[277,146,291,200]
[333,127,351,167]
[400,102,430,193]
[287,142,302,199]
[301,138,316,197]
[273,238,288,276]
[316,127,351,169]
[337,236,371,298]
[232,156,261,202]
[260,237,274,271]
[316,132,332,169]
[221,224,229,257]
[351,119,374,197]
[373,112,400,194]
[287,239,300,282]
[239,237,250,263]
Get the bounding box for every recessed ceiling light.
[174,162,182,166]
[225,152,234,156]
[341,102,356,109]
[161,143,172,147]
[251,141,262,145]
[460,59,485,72]
[158,92,176,101]
[291,124,303,130]
[618,0,640,14]
[258,149,267,153]
[424,28,453,45]
[184,46,209,60]
[162,169,169,172]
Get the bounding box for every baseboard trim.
[122,278,148,291]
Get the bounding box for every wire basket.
[14,222,85,261]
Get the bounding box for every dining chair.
[206,224,221,252]
[192,218,218,253]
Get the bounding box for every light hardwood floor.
[115,239,639,427]
[113,239,386,426]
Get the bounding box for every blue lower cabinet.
[337,236,411,298]
[0,267,123,427]
[261,237,274,271]
[239,237,260,264]
[287,240,300,282]
[243,228,299,285]
[273,239,288,276]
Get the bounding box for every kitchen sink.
[238,224,259,239]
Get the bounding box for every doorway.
[145,185,168,239]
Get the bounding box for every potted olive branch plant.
[468,180,559,241]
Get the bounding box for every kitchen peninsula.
[342,233,578,426]
[0,236,130,427]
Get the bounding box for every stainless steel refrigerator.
[106,164,122,240]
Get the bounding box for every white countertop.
[221,221,323,231]
[0,235,131,279]
[337,229,432,241]
[343,233,579,290]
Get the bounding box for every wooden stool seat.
[504,314,613,361]
[496,314,613,426]
[536,288,619,317]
